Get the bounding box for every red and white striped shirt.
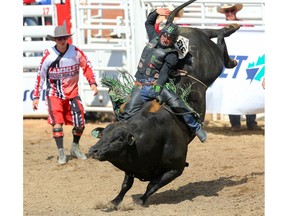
[33,44,97,100]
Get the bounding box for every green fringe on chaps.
[101,68,201,122]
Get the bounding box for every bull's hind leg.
[217,34,237,69]
[137,169,183,205]
[110,173,134,207]
[201,24,240,69]
[222,24,240,37]
[201,24,240,38]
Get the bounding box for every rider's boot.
[195,127,207,143]
[182,113,207,143]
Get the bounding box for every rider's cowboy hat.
[217,3,243,14]
[47,21,73,41]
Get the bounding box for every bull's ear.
[91,127,104,139]
[127,134,135,146]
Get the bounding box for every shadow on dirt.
[204,120,265,136]
[205,126,265,136]
[135,172,264,206]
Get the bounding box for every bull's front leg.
[110,173,134,207]
[138,169,183,205]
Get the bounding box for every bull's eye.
[127,134,135,146]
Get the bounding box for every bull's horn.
[166,0,197,25]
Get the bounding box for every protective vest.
[137,37,176,78]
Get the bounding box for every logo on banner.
[220,54,265,83]
[246,54,265,83]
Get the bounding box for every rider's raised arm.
[145,8,171,41]
[145,10,158,41]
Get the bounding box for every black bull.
[89,0,237,207]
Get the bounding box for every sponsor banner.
[206,30,265,114]
[23,73,47,116]
[23,31,265,116]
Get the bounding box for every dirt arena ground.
[23,117,264,216]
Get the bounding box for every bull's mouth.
[88,147,97,158]
[88,148,104,161]
[89,153,103,161]
[87,152,97,159]
[92,155,105,161]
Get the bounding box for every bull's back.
[130,101,190,143]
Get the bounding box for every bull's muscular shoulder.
[179,27,209,39]
[129,100,169,127]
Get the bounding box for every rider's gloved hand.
[153,84,163,104]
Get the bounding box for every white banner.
[23,31,265,116]
[206,30,265,115]
[23,73,48,116]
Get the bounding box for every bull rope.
[174,69,207,89]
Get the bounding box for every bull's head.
[88,122,136,161]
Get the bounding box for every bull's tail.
[166,0,197,25]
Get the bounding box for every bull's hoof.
[106,201,118,210]
[225,59,238,69]
[135,199,145,206]
[222,24,241,37]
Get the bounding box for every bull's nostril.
[88,148,98,155]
